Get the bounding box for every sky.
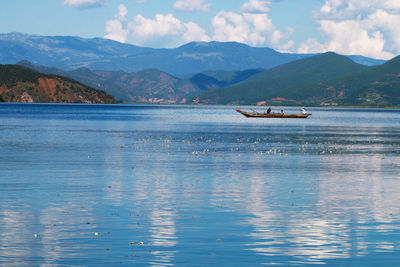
[1,0,400,59]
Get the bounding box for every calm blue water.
[0,103,399,266]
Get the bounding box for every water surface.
[0,103,399,266]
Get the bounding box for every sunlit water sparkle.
[0,103,399,266]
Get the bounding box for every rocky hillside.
[16,61,200,104]
[0,64,117,103]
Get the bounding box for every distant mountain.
[347,55,386,67]
[189,69,264,91]
[0,64,117,103]
[17,61,263,103]
[0,32,385,75]
[194,52,370,105]
[0,32,156,71]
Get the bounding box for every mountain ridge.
[0,32,386,75]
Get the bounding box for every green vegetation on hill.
[0,64,42,86]
[283,55,400,106]
[195,52,369,105]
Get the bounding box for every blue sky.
[1,0,400,59]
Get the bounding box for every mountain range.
[16,53,400,107]
[1,32,399,107]
[0,32,385,75]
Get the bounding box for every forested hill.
[194,52,370,105]
[282,55,400,107]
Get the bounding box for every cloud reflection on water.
[234,128,400,264]
[1,104,400,265]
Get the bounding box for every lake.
[0,103,399,266]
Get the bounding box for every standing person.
[281,109,284,114]
[267,107,271,114]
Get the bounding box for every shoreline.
[1,101,400,109]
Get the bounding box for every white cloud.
[104,19,128,43]
[244,13,274,44]
[212,11,292,49]
[212,11,250,43]
[104,6,210,46]
[302,0,400,59]
[182,22,211,43]
[173,0,212,12]
[104,4,129,42]
[298,19,394,59]
[130,13,184,40]
[384,0,400,10]
[129,14,211,45]
[116,4,128,21]
[318,0,380,19]
[241,0,271,13]
[318,0,400,19]
[62,0,105,8]
[368,9,400,52]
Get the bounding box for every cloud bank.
[299,0,400,59]
[105,4,210,47]
[102,0,400,59]
[104,0,292,49]
[212,11,292,49]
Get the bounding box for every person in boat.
[267,107,271,114]
[301,108,307,114]
[281,109,284,114]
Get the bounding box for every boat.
[236,109,311,118]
